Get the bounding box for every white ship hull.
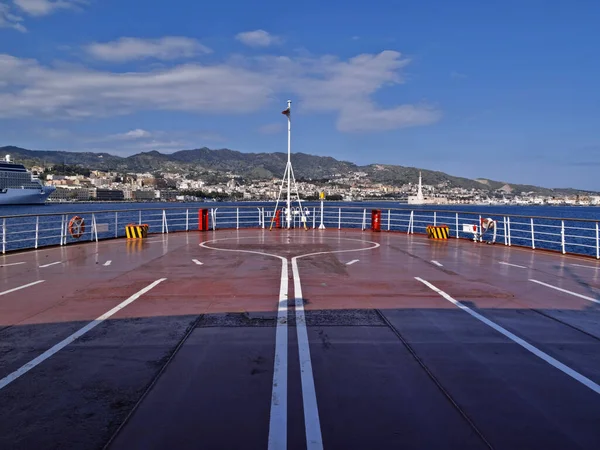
[0,187,56,205]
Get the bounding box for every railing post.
[162,210,165,234]
[162,210,169,233]
[434,211,437,227]
[503,217,508,245]
[115,212,118,238]
[2,218,5,254]
[91,213,96,242]
[35,216,39,249]
[362,208,366,231]
[60,215,65,246]
[236,208,239,229]
[387,209,391,231]
[478,214,482,242]
[186,209,189,231]
[338,208,341,230]
[455,213,459,239]
[312,207,316,229]
[139,210,142,226]
[507,217,512,246]
[263,208,266,229]
[530,218,535,249]
[596,222,599,259]
[561,220,566,254]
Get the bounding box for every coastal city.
[39,165,600,206]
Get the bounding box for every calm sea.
[0,201,598,220]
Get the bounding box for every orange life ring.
[68,216,86,238]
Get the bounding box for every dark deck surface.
[1,229,600,449]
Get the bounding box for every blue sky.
[0,0,599,190]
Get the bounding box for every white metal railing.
[0,205,598,259]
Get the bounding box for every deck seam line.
[374,308,494,450]
[0,278,166,391]
[416,277,600,396]
[101,312,205,450]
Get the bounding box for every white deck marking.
[0,280,45,297]
[0,278,166,391]
[201,235,380,450]
[0,262,26,267]
[291,237,379,450]
[499,261,527,269]
[571,263,599,270]
[346,259,359,265]
[39,261,62,268]
[291,258,323,450]
[416,277,600,395]
[529,279,600,305]
[431,260,443,267]
[192,259,203,265]
[199,237,288,450]
[269,259,289,450]
[103,260,112,266]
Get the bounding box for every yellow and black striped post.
[426,225,450,240]
[125,224,149,239]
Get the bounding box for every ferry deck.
[1,225,600,449]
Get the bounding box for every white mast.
[269,100,307,230]
[286,99,292,228]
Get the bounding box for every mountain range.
[0,145,595,196]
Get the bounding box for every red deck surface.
[1,229,600,449]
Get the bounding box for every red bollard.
[198,208,209,231]
[371,209,381,232]
[275,209,281,228]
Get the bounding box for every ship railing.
[0,205,598,260]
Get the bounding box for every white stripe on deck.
[291,257,324,450]
[0,278,166,391]
[192,259,203,265]
[529,279,600,305]
[431,260,443,267]
[198,237,288,449]
[39,261,62,268]
[103,260,112,266]
[499,261,528,269]
[346,259,359,266]
[416,277,600,395]
[268,259,289,450]
[0,262,26,267]
[0,280,45,297]
[571,263,599,270]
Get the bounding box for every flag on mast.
[281,106,290,116]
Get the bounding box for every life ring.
[68,216,86,238]
[481,217,495,231]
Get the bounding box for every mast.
[286,100,291,228]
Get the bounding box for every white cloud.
[258,123,284,134]
[0,2,26,32]
[235,30,281,48]
[86,37,212,62]
[108,129,153,140]
[13,0,86,17]
[0,46,441,133]
[336,103,441,132]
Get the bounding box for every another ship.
[0,155,55,205]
